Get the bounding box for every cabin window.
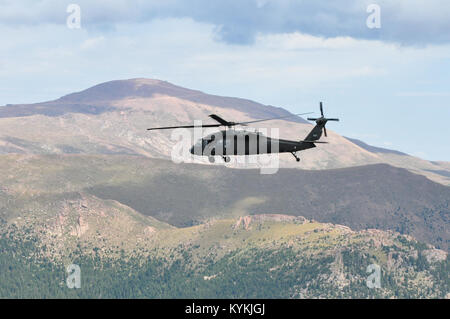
[245,135,249,154]
[203,135,215,147]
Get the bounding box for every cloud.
[396,91,450,97]
[1,0,450,46]
[0,14,449,160]
[261,32,369,50]
[80,36,105,50]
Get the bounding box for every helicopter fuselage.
[189,130,315,157]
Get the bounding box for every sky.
[0,0,449,160]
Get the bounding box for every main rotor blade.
[323,126,328,137]
[209,114,232,126]
[327,118,340,121]
[147,111,314,131]
[147,123,221,130]
[320,102,324,117]
[236,112,314,125]
[300,140,328,143]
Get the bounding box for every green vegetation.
[0,220,448,299]
[0,155,448,298]
[0,155,448,250]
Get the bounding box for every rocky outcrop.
[233,214,308,230]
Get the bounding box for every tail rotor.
[307,102,339,138]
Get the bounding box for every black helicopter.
[147,102,339,163]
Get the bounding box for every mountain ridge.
[2,193,448,298]
[1,78,306,123]
[0,154,448,251]
[0,78,448,186]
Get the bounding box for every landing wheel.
[291,151,301,162]
[223,156,231,163]
[208,156,215,163]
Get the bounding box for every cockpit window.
[202,135,216,148]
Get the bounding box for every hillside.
[0,154,448,251]
[0,79,448,298]
[0,153,448,298]
[0,78,448,185]
[1,208,448,298]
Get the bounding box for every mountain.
[0,79,303,122]
[1,168,448,297]
[344,137,450,186]
[0,154,448,251]
[0,78,448,185]
[344,137,407,156]
[0,79,449,298]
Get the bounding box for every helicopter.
[147,102,339,163]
